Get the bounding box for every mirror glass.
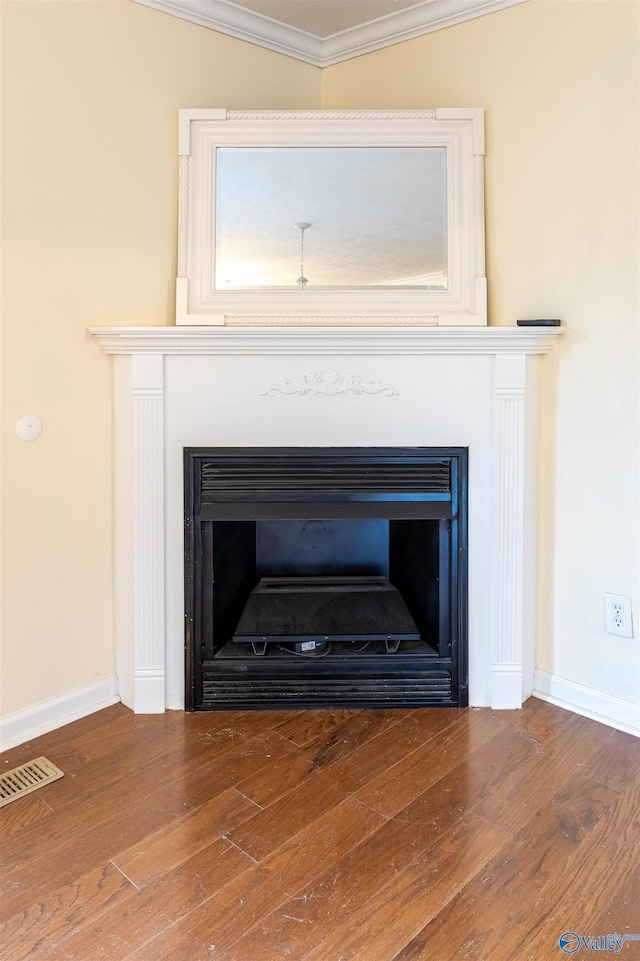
[215,147,448,289]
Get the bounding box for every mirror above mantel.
[177,108,486,326]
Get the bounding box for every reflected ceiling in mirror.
[214,147,447,289]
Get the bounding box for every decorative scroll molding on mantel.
[261,370,399,397]
[89,326,564,356]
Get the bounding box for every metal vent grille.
[202,674,452,706]
[200,457,451,495]
[0,756,64,808]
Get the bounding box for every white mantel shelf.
[89,325,564,355]
[94,322,563,715]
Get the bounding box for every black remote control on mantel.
[516,319,561,326]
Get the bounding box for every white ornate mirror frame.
[177,108,486,326]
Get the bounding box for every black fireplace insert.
[232,575,421,654]
[184,447,468,710]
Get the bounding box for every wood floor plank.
[298,813,508,961]
[498,695,579,744]
[523,780,640,951]
[0,792,52,839]
[354,722,546,856]
[577,727,640,792]
[0,861,136,961]
[232,708,443,811]
[226,769,352,862]
[112,786,261,887]
[468,713,629,837]
[192,709,304,741]
[500,697,615,763]
[35,838,253,961]
[123,797,386,961]
[270,709,364,746]
[298,707,414,772]
[388,773,621,961]
[31,718,249,812]
[219,790,495,961]
[469,748,572,835]
[231,745,324,809]
[354,709,507,817]
[320,708,459,794]
[60,711,199,764]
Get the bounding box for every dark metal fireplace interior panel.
[184,447,468,710]
[233,576,421,646]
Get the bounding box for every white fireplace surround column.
[91,325,562,714]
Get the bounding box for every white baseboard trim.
[0,676,120,752]
[533,669,640,738]
[132,671,166,714]
[491,667,524,709]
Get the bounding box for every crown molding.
[132,0,324,66]
[322,0,529,66]
[131,0,529,67]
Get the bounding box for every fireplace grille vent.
[202,674,452,706]
[200,456,451,497]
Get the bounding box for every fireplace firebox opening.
[184,447,468,710]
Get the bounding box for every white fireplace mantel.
[90,325,561,355]
[90,324,563,714]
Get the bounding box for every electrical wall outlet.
[604,593,633,638]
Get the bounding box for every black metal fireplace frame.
[184,447,468,711]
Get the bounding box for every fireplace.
[184,447,468,709]
[90,324,562,714]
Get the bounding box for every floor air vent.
[0,756,64,808]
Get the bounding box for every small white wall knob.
[16,416,42,441]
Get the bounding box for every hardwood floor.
[1,699,639,960]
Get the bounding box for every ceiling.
[132,0,529,66]
[229,0,448,38]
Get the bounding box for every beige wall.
[323,0,640,703]
[0,0,320,718]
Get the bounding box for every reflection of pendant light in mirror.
[295,222,311,288]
